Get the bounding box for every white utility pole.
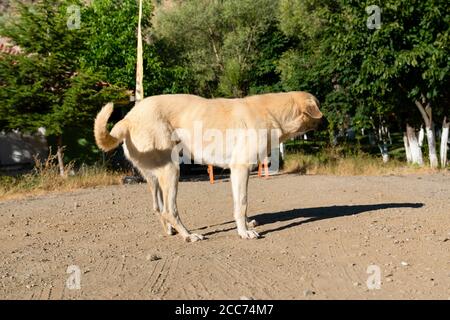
[135,0,144,102]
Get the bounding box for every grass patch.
[0,153,123,201]
[282,148,442,176]
[1,146,447,201]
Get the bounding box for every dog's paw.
[247,219,259,228]
[166,224,177,236]
[239,230,260,239]
[184,233,205,242]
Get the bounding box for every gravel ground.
[0,173,449,299]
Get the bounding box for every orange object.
[207,165,214,184]
[263,159,269,179]
[258,160,269,179]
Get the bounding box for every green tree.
[0,0,127,174]
[82,0,191,95]
[153,0,281,97]
[277,0,449,166]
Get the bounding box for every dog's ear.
[302,96,323,119]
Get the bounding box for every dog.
[94,91,322,242]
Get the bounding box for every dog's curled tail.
[94,103,128,152]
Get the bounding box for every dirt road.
[1,173,449,299]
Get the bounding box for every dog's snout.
[316,117,322,125]
[316,115,328,131]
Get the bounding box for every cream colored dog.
[94,91,322,242]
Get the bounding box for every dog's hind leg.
[148,174,163,212]
[230,165,259,239]
[157,163,204,242]
[146,172,176,236]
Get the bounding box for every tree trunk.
[368,132,376,145]
[135,0,144,102]
[56,135,65,177]
[440,117,449,167]
[414,97,438,168]
[406,124,423,166]
[418,126,425,147]
[279,142,285,160]
[378,122,390,163]
[426,124,439,168]
[403,133,412,163]
[378,143,389,163]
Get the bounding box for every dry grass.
[1,149,447,202]
[282,151,443,176]
[0,153,123,201]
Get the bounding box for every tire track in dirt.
[149,258,169,294]
[321,230,366,299]
[158,256,180,299]
[138,259,161,295]
[150,256,179,297]
[51,277,65,300]
[191,279,214,299]
[45,285,53,300]
[188,231,318,299]
[2,174,450,299]
[339,235,362,297]
[211,253,281,299]
[24,262,54,300]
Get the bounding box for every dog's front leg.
[230,165,259,239]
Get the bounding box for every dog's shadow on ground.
[200,203,424,237]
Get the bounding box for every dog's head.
[295,91,323,131]
[279,92,323,139]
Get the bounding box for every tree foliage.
[276,0,449,135]
[82,0,185,96]
[1,0,449,166]
[153,0,283,97]
[0,0,127,138]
